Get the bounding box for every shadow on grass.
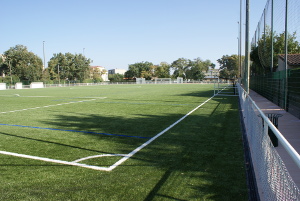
[0,93,248,200]
[37,96,247,200]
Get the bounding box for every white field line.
[0,99,96,114]
[73,154,127,163]
[106,94,216,171]
[0,151,111,171]
[0,95,215,171]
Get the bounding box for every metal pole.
[9,60,12,87]
[284,0,288,110]
[271,0,274,72]
[43,41,46,69]
[239,0,242,79]
[58,64,60,85]
[245,0,250,93]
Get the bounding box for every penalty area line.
[107,94,216,171]
[0,150,111,171]
[0,94,217,172]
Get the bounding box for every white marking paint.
[107,95,216,171]
[0,151,111,171]
[73,154,128,163]
[0,95,215,171]
[0,99,96,114]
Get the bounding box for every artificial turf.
[0,84,248,200]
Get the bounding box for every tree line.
[250,29,300,75]
[124,58,215,81]
[0,45,93,84]
[0,44,242,85]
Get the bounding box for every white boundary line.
[0,99,96,114]
[106,94,216,171]
[0,95,216,171]
[0,151,111,171]
[73,154,127,163]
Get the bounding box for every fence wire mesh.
[238,84,300,200]
[249,0,300,117]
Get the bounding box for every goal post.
[214,80,238,96]
[154,78,171,84]
[136,78,146,84]
[177,77,183,84]
[30,82,44,89]
[0,83,6,90]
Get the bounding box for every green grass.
[0,84,247,200]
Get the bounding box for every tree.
[251,29,300,74]
[1,45,43,82]
[47,52,91,82]
[108,73,124,82]
[90,67,104,83]
[187,58,214,80]
[154,62,171,78]
[125,61,154,79]
[217,55,239,80]
[171,58,190,79]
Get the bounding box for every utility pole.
[43,41,46,70]
[245,0,250,93]
[239,0,242,79]
[9,59,12,87]
[58,64,60,85]
[284,0,288,110]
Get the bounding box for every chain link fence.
[249,0,300,119]
[238,83,300,200]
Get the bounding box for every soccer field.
[0,84,248,200]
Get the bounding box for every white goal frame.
[30,82,44,89]
[154,78,171,84]
[136,78,146,84]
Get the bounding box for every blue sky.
[1,0,267,70]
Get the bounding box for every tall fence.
[250,69,300,119]
[251,0,300,74]
[249,0,300,118]
[238,83,300,200]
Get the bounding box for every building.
[278,54,300,71]
[89,66,109,81]
[108,68,127,75]
[203,69,220,81]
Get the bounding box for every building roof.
[278,54,300,66]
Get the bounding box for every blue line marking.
[0,123,151,139]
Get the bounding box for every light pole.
[245,0,250,93]
[58,64,60,85]
[9,59,12,87]
[83,48,85,56]
[43,41,46,69]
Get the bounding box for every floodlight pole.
[58,64,60,85]
[245,0,250,93]
[43,41,46,70]
[284,0,288,110]
[9,59,12,87]
[239,0,242,80]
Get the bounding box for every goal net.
[177,77,183,84]
[154,78,171,84]
[214,80,238,96]
[136,78,146,84]
[30,82,44,89]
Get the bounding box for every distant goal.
[154,78,171,84]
